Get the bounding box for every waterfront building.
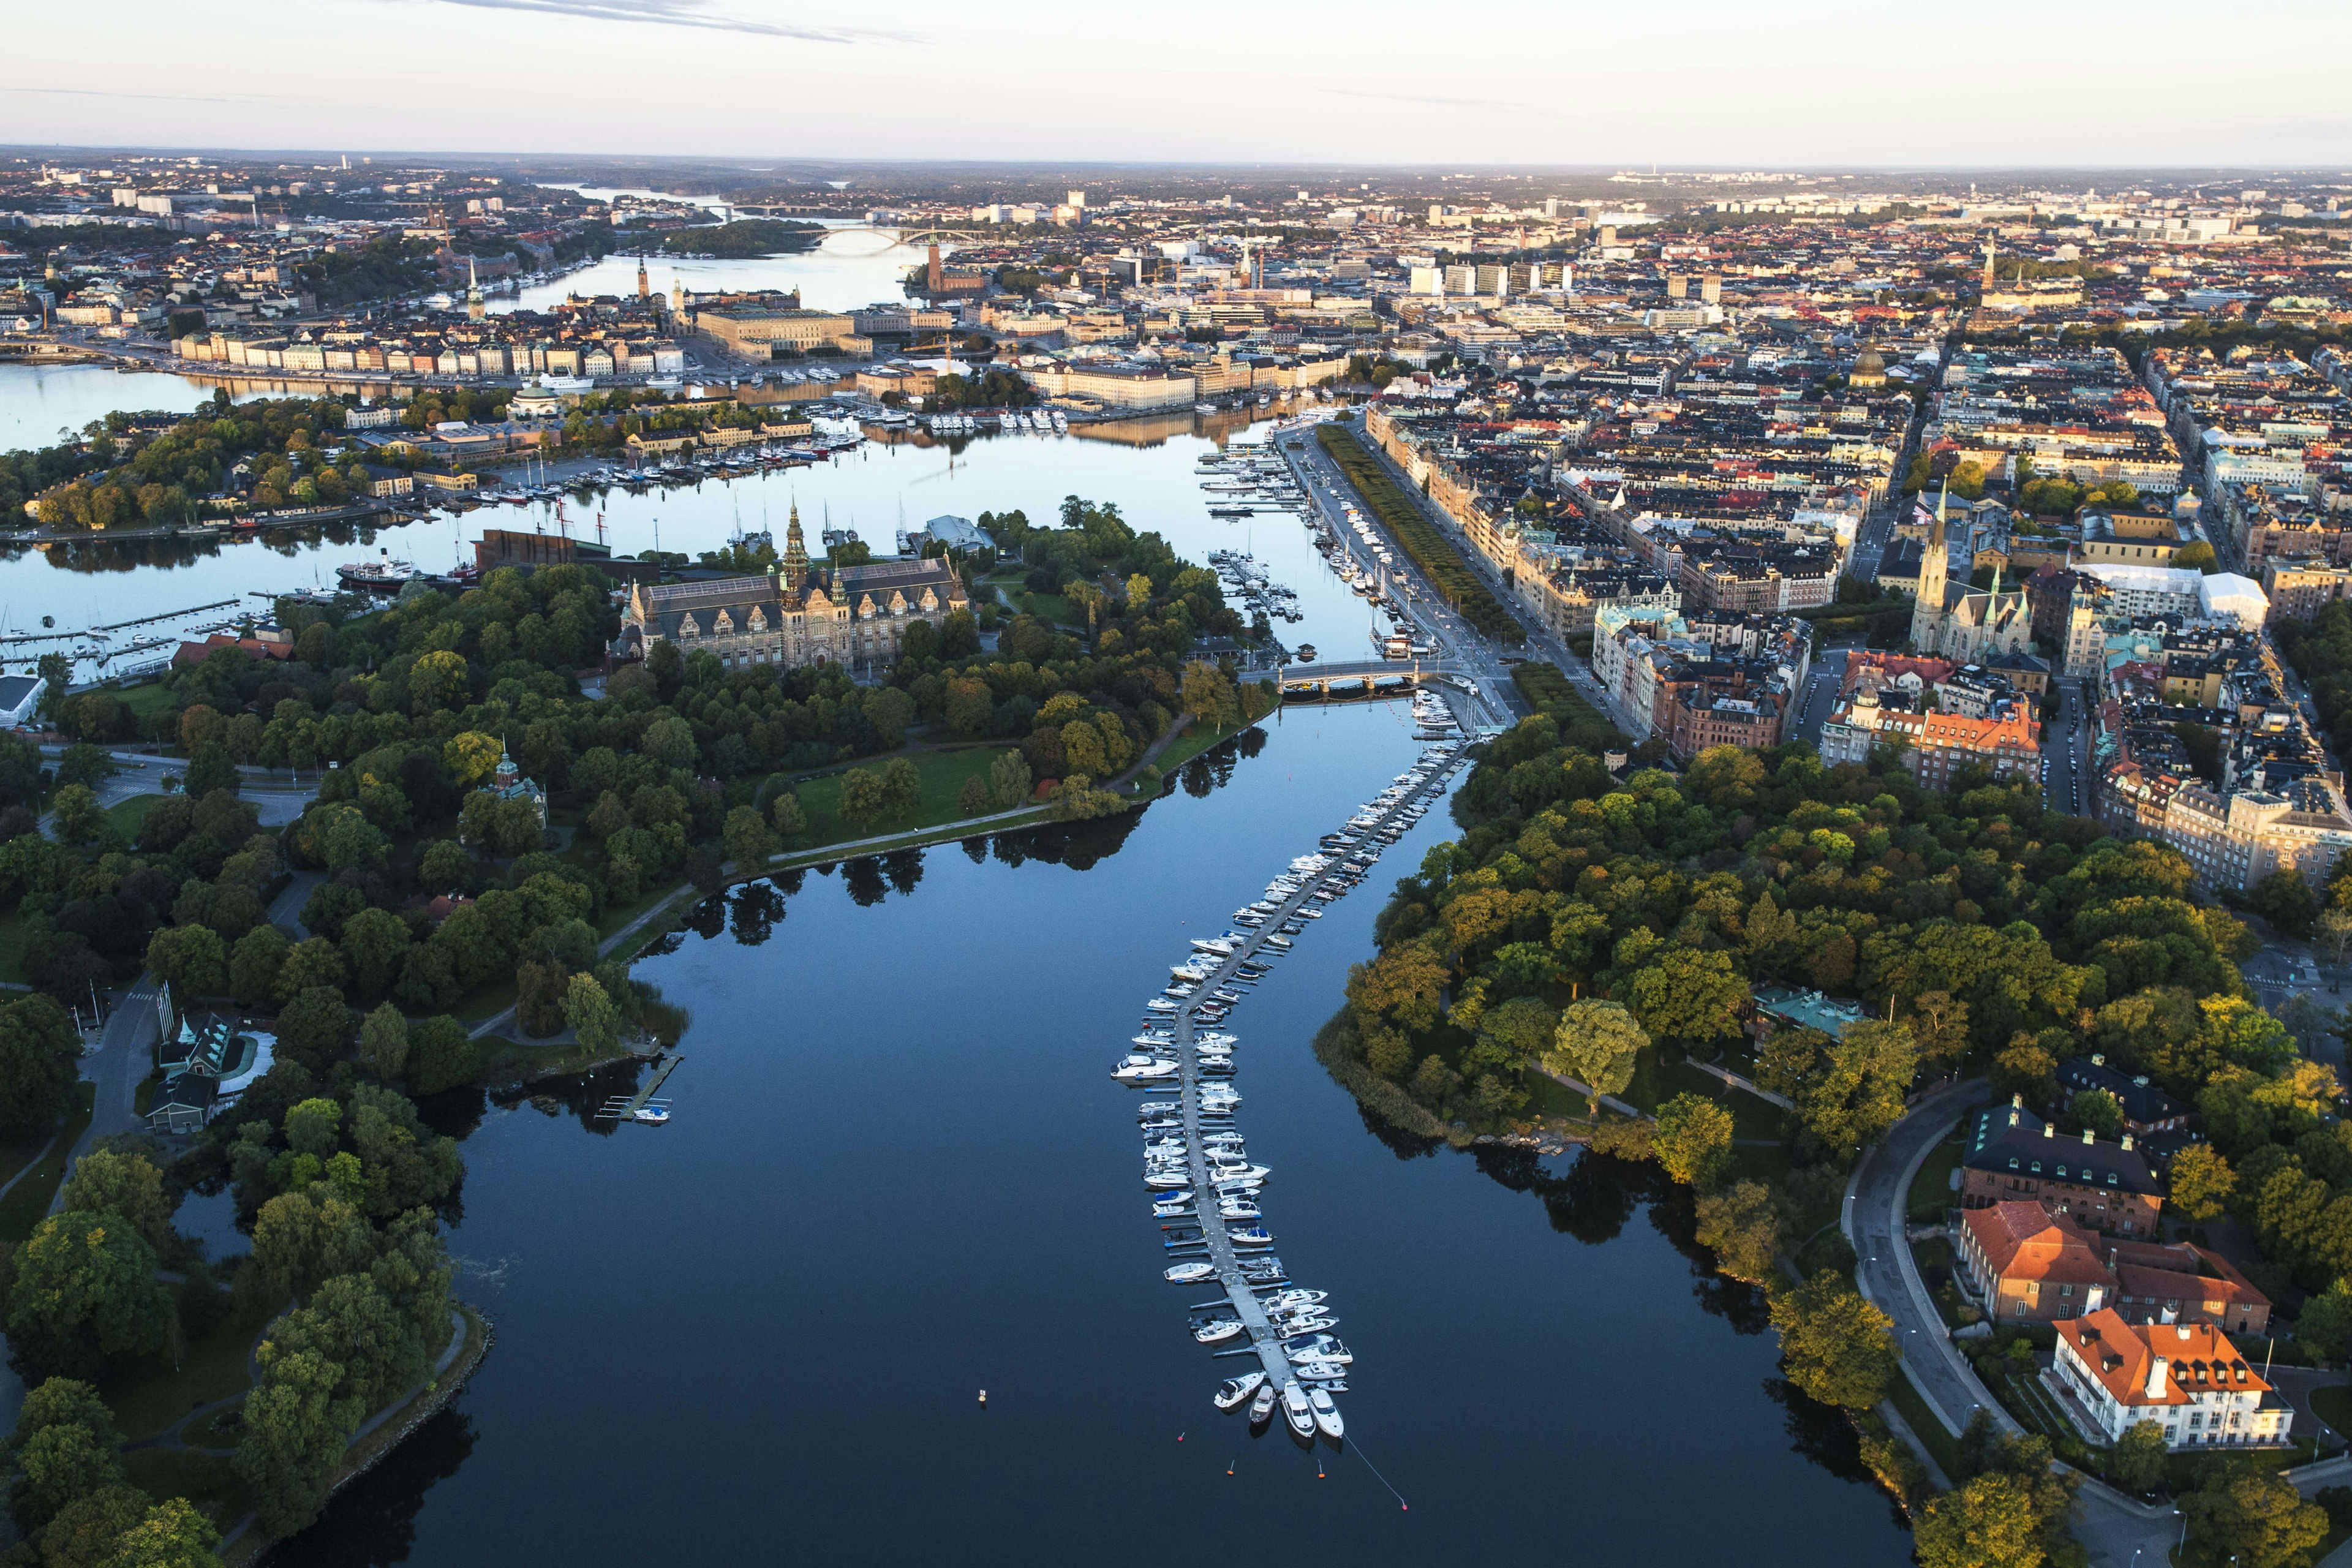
[625,505,968,674]
[2051,1311,2291,1450]
[1956,1201,2113,1324]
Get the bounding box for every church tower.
[637,257,650,300]
[465,258,485,322]
[780,501,809,596]
[1911,480,1950,653]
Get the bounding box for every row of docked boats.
[928,408,1068,435]
[1121,734,1474,1452]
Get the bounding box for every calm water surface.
[0,417,1396,666]
[263,704,1910,1567]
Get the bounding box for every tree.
[2108,1419,2169,1494]
[53,745,116,791]
[956,774,990,816]
[2180,1461,2328,1568]
[2172,540,2219,573]
[49,783,104,846]
[357,1003,409,1080]
[57,1150,172,1251]
[407,1015,478,1095]
[770,793,809,841]
[1912,1472,2052,1568]
[101,1496,221,1567]
[880,756,921,821]
[2070,1087,2123,1139]
[0,993,81,1140]
[442,731,504,789]
[1991,1035,2057,1100]
[1627,948,1750,1049]
[723,805,775,867]
[1790,1021,1917,1161]
[863,685,915,748]
[145,923,228,998]
[2252,870,2319,941]
[229,924,290,1008]
[989,748,1032,809]
[2320,907,2352,968]
[1543,1000,1648,1114]
[562,973,623,1054]
[277,936,348,1000]
[2296,1279,2352,1362]
[184,741,239,799]
[515,960,568,1038]
[1653,1093,1736,1189]
[1694,1180,1780,1283]
[1180,660,1238,730]
[837,767,887,834]
[3,1210,172,1382]
[275,986,355,1072]
[236,1344,361,1536]
[339,908,412,1003]
[2,1376,124,1535]
[1910,990,1971,1068]
[1767,1269,1899,1410]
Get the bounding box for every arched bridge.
[1277,659,1472,699]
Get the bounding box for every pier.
[1153,740,1472,1399]
[595,1049,682,1121]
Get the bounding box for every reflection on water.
[271,1407,479,1568]
[264,703,1909,1567]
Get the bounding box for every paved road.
[1844,1077,2007,1436]
[51,982,164,1207]
[2040,677,2095,820]
[1793,644,1855,745]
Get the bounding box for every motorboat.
[1144,1168,1192,1189]
[1136,1099,1179,1115]
[1248,1381,1279,1426]
[1165,1262,1216,1284]
[631,1105,671,1125]
[1193,1317,1245,1344]
[1310,1388,1344,1440]
[1284,1336,1351,1365]
[1227,1226,1275,1248]
[1192,937,1237,954]
[1145,998,1178,1013]
[1114,1062,1177,1082]
[1216,1371,1268,1411]
[1264,934,1292,950]
[1172,963,1212,982]
[1282,1381,1316,1439]
[1264,1289,1327,1312]
[1273,1313,1336,1336]
[1153,1198,1196,1218]
[1218,1200,1262,1221]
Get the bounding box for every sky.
[4,0,2350,169]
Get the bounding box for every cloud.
[1,86,281,105]
[384,0,907,41]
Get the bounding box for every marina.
[1123,738,1472,1446]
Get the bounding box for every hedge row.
[1317,425,1526,646]
[1510,660,1626,750]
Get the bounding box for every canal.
[262,703,1911,1567]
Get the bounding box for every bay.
[259,703,1912,1567]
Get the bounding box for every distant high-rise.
[1067,189,1087,208]
[927,243,943,293]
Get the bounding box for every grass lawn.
[107,1302,279,1442]
[181,1402,246,1452]
[1616,1047,1790,1139]
[1887,1368,1966,1474]
[120,1449,247,1530]
[780,748,1008,850]
[105,793,170,839]
[1014,588,1079,627]
[1908,1131,1966,1224]
[1149,712,1271,779]
[0,908,30,986]
[0,1083,93,1246]
[114,680,176,720]
[2313,1382,2352,1440]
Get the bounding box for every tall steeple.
[637,257,650,300]
[780,500,809,595]
[465,257,485,322]
[1911,478,1950,654]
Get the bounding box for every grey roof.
[0,674,40,707]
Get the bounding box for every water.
[260,704,1910,1567]
[0,363,232,450]
[0,417,1395,668]
[492,225,938,318]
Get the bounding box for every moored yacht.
[1310,1387,1344,1440]
[1165,1261,1215,1284]
[1281,1381,1316,1438]
[1215,1371,1268,1410]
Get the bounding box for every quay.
[596,1049,682,1121]
[1156,738,1472,1398]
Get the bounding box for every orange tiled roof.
[2057,1308,2267,1408]
[1964,1200,2113,1287]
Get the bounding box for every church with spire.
[1909,481,2032,662]
[622,503,968,674]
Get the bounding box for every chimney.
[2147,1355,2168,1400]
[2090,1053,2105,1066]
[2008,1109,2020,1127]
[2011,1093,2024,1108]
[2176,1324,2192,1341]
[2043,1121,2055,1139]
[2120,1133,2133,1152]
[2082,1128,2096,1145]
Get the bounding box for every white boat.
[1310,1387,1344,1439]
[1218,1201,1262,1221]
[1193,1318,1245,1344]
[1166,1262,1216,1284]
[1192,938,1237,955]
[1215,1371,1268,1410]
[1264,1289,1327,1312]
[631,1106,671,1125]
[1248,1381,1279,1425]
[1227,1226,1275,1248]
[1117,1061,1177,1082]
[1145,999,1178,1014]
[1281,1381,1316,1438]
